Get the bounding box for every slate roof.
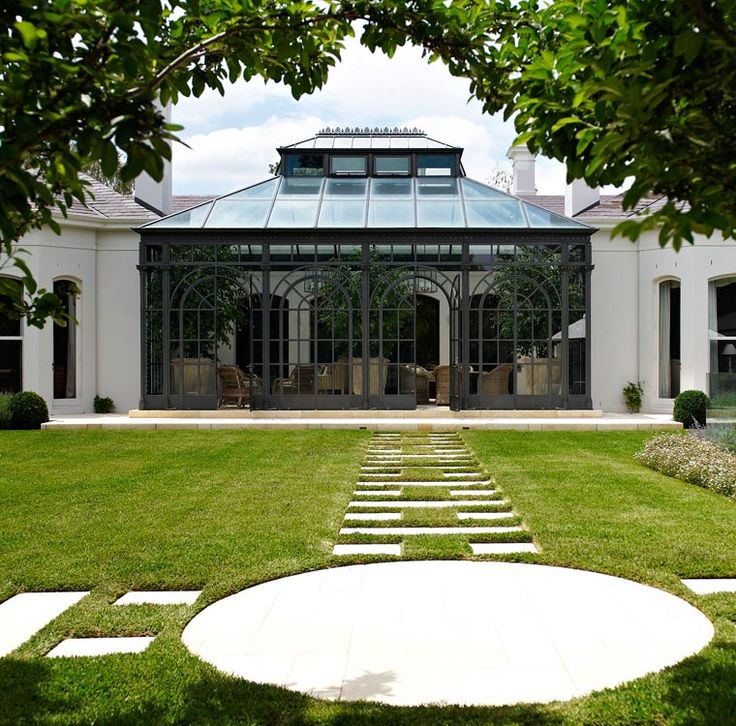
[517,193,668,220]
[65,174,157,221]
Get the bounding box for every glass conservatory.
[138,128,593,411]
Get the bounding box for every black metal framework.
[139,231,593,410]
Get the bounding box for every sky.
[171,36,569,197]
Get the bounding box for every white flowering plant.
[635,433,736,499]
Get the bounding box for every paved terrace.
[42,409,681,431]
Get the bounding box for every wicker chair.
[272,364,317,394]
[397,364,430,404]
[217,365,262,407]
[434,364,451,405]
[479,364,513,396]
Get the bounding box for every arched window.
[658,279,681,398]
[52,279,79,399]
[0,278,23,393]
[708,278,736,398]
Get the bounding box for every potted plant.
[623,381,644,413]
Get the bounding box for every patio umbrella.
[552,316,586,340]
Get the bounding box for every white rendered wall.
[589,230,639,411]
[96,229,140,413]
[12,226,97,414]
[590,225,736,413]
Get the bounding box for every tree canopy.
[1,0,734,325]
[461,0,736,249]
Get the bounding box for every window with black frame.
[0,278,23,394]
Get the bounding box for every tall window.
[658,279,681,398]
[0,278,22,393]
[53,279,78,399]
[709,278,736,396]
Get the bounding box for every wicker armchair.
[397,364,430,404]
[434,364,451,405]
[217,365,262,407]
[479,364,513,396]
[272,364,317,394]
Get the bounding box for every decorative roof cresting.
[318,126,426,136]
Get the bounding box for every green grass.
[3,429,736,724]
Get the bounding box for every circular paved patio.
[182,561,713,706]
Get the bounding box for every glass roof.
[143,176,589,231]
[281,127,456,151]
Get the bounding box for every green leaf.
[14,21,38,49]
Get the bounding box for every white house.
[2,129,734,415]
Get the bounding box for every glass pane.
[330,156,367,174]
[206,200,271,227]
[0,278,22,336]
[324,178,367,197]
[372,178,412,197]
[417,154,455,176]
[318,200,366,227]
[268,200,319,227]
[416,200,464,227]
[0,340,21,393]
[375,156,410,175]
[461,178,510,200]
[465,200,525,227]
[417,177,458,197]
[279,177,323,196]
[149,202,211,228]
[224,178,278,199]
[367,200,414,227]
[285,153,324,176]
[525,202,585,228]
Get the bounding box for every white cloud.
[171,36,570,196]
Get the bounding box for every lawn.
[2,429,736,724]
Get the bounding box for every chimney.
[506,144,537,196]
[565,178,599,217]
[134,99,173,216]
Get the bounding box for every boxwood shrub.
[9,391,49,430]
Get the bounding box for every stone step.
[470,543,538,554]
[450,489,496,496]
[47,636,155,657]
[355,480,491,487]
[113,591,201,606]
[340,525,524,536]
[343,512,402,521]
[457,512,515,520]
[348,499,508,508]
[353,489,402,496]
[332,544,401,556]
[0,591,89,658]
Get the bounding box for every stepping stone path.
[332,432,538,558]
[0,590,201,657]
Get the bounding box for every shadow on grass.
[0,654,565,726]
[660,642,736,726]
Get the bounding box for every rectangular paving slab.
[357,481,491,487]
[353,489,402,496]
[332,544,402,556]
[457,512,515,520]
[0,591,89,657]
[681,578,736,595]
[47,636,155,657]
[113,591,202,606]
[450,489,496,496]
[349,500,508,508]
[344,513,402,521]
[470,543,539,554]
[340,526,524,535]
